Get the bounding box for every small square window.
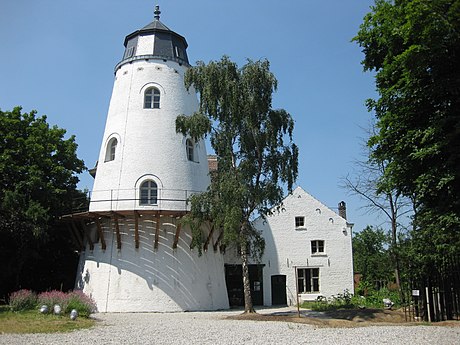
[295,216,305,228]
[311,240,325,254]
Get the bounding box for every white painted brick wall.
[252,186,354,306]
[90,58,209,212]
[77,219,229,312]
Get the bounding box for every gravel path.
[1,308,459,345]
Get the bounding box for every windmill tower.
[74,6,229,312]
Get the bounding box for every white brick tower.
[72,6,229,312]
[90,6,209,211]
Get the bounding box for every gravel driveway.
[1,308,459,345]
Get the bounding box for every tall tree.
[341,124,414,294]
[352,225,393,288]
[0,107,86,298]
[354,0,460,272]
[176,56,298,313]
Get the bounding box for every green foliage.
[0,107,87,298]
[353,226,393,284]
[357,287,401,309]
[300,288,400,311]
[9,290,38,311]
[176,56,298,252]
[354,0,460,273]
[63,291,97,317]
[0,308,95,334]
[176,57,298,311]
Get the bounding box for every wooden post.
[134,211,140,249]
[95,217,106,250]
[173,221,181,249]
[295,266,300,318]
[113,215,122,250]
[203,224,215,252]
[154,214,160,250]
[80,220,94,251]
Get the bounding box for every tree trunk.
[240,235,255,313]
[388,193,404,302]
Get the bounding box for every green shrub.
[64,291,97,317]
[9,290,38,311]
[300,288,400,311]
[358,287,400,309]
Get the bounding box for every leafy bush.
[64,290,97,317]
[9,290,38,311]
[300,288,400,311]
[357,287,400,309]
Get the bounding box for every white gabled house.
[256,186,354,305]
[223,186,354,307]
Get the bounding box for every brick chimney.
[207,155,218,172]
[338,201,347,220]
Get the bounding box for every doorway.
[271,275,287,305]
[225,264,264,307]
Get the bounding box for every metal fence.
[404,255,460,322]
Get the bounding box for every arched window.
[144,87,160,109]
[139,180,158,205]
[105,138,118,162]
[186,138,194,161]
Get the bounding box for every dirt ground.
[228,308,460,328]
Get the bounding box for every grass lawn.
[0,305,95,334]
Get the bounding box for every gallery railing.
[72,188,203,213]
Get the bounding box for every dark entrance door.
[271,275,287,305]
[225,264,264,307]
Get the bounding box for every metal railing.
[86,187,203,212]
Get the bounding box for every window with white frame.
[144,87,160,109]
[139,180,158,205]
[311,240,325,254]
[295,216,305,228]
[186,138,194,161]
[297,268,320,293]
[105,138,117,162]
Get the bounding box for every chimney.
[207,155,218,172]
[338,201,347,220]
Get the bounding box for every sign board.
[412,289,420,296]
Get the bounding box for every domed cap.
[121,6,189,65]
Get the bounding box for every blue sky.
[0,0,383,233]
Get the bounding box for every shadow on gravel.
[227,308,460,328]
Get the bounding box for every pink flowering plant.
[64,290,97,317]
[8,289,96,317]
[9,289,38,311]
[38,290,69,311]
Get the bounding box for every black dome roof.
[122,6,189,65]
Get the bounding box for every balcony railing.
[84,188,203,213]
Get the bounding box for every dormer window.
[144,87,160,109]
[124,46,136,59]
[175,46,184,59]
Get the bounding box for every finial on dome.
[154,5,161,20]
